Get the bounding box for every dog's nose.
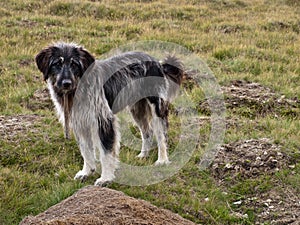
[62,79,72,89]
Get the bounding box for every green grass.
[0,0,299,224]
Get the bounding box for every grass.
[0,0,299,224]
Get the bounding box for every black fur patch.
[98,117,115,153]
[102,57,164,111]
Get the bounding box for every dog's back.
[96,52,162,112]
[88,52,183,113]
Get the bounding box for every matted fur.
[36,42,184,186]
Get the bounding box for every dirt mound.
[211,138,293,181]
[223,80,299,114]
[244,186,300,224]
[199,80,300,117]
[0,114,41,141]
[210,138,299,224]
[23,88,53,111]
[20,186,197,225]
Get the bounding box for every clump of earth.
[199,80,300,117]
[211,138,293,181]
[20,186,197,225]
[0,114,41,142]
[23,88,53,111]
[210,138,299,224]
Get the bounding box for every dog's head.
[36,42,95,94]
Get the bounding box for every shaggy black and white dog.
[36,42,184,186]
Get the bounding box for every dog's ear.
[78,47,95,73]
[35,46,56,81]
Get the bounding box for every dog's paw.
[74,170,89,182]
[154,159,171,166]
[94,178,112,187]
[136,151,149,158]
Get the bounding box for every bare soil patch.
[211,138,294,181]
[210,138,299,224]
[0,114,41,141]
[23,88,53,111]
[223,80,299,115]
[20,186,197,225]
[199,80,300,117]
[245,185,299,224]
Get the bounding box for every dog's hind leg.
[94,116,120,186]
[130,99,154,158]
[148,97,170,165]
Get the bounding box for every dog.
[36,42,184,186]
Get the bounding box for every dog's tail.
[161,55,184,86]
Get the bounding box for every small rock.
[225,163,233,169]
[233,200,242,205]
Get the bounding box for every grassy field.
[0,0,299,224]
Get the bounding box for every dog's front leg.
[74,160,95,181]
[73,131,97,182]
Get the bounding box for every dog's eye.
[51,57,64,68]
[70,59,80,69]
[52,60,62,68]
